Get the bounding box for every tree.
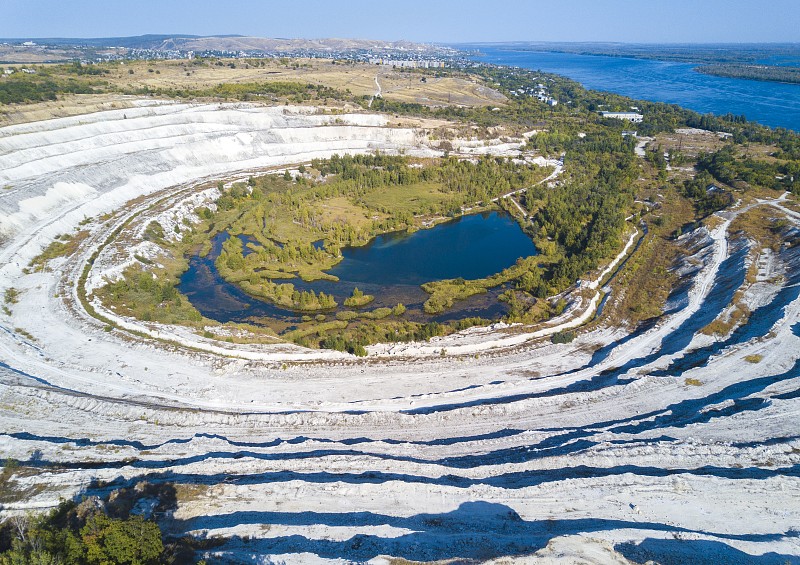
[82,514,163,565]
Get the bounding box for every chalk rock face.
[0,102,430,241]
[1,99,800,564]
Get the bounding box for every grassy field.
[360,181,453,215]
[0,58,506,127]
[316,196,386,230]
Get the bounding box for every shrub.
[551,330,576,344]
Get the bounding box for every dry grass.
[653,130,729,160]
[316,196,384,229]
[700,206,789,337]
[0,93,137,127]
[730,205,794,251]
[602,184,696,327]
[0,58,505,129]
[28,230,90,272]
[360,181,452,215]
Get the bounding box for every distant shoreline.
[458,42,800,67]
[695,63,800,85]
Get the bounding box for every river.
[465,45,800,131]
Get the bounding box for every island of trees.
[696,64,800,85]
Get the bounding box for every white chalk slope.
[0,102,799,564]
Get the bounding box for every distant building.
[368,58,445,68]
[601,111,644,123]
[547,99,558,107]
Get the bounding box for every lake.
[179,211,537,324]
[466,46,800,131]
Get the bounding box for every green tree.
[81,514,163,565]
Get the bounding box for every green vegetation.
[551,330,577,344]
[73,57,800,353]
[422,257,545,315]
[129,81,351,104]
[99,263,204,325]
[344,287,374,308]
[0,70,101,104]
[696,145,799,194]
[697,64,800,85]
[28,231,90,272]
[96,119,639,351]
[682,171,734,217]
[3,287,19,305]
[207,155,550,314]
[0,501,163,565]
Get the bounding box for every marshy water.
[179,211,538,325]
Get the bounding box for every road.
[367,73,382,108]
[490,157,564,217]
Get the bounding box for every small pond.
[179,211,538,325]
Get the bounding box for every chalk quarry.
[1,101,799,564]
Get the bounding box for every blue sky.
[3,0,799,43]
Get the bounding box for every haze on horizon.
[4,0,799,44]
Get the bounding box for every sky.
[3,0,799,44]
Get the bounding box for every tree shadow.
[616,537,800,565]
[176,500,798,563]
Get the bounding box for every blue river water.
[466,46,800,131]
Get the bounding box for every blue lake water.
[180,211,537,324]
[324,211,536,286]
[466,46,800,131]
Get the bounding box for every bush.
[551,330,576,344]
[0,500,165,565]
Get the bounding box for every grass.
[282,320,348,342]
[14,327,36,341]
[421,256,545,314]
[94,257,206,327]
[4,287,20,305]
[344,288,375,308]
[317,196,383,229]
[361,181,453,216]
[0,58,505,129]
[358,307,393,320]
[28,230,90,272]
[0,460,46,504]
[600,179,695,327]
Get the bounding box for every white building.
[601,111,644,123]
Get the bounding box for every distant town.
[0,35,469,67]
